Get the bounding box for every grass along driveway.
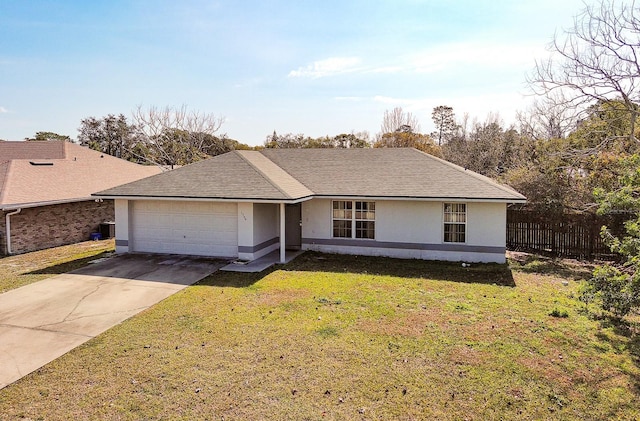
[0,251,639,419]
[0,239,115,293]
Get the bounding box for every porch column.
[280,202,286,263]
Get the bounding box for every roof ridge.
[412,148,525,199]
[259,149,317,193]
[234,151,295,199]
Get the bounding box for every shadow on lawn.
[198,267,276,288]
[197,252,516,288]
[508,252,596,281]
[282,251,516,287]
[26,252,114,276]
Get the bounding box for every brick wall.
[0,200,115,255]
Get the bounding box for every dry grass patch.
[0,239,114,293]
[0,251,639,419]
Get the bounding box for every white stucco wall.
[253,203,279,244]
[114,199,129,253]
[301,198,508,263]
[251,203,279,259]
[237,202,254,261]
[375,200,441,244]
[302,198,332,239]
[467,202,506,247]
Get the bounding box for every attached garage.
[130,200,238,257]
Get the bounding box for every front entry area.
[285,203,302,250]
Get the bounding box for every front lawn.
[0,250,638,420]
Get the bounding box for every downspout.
[5,208,21,255]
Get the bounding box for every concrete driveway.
[0,253,224,389]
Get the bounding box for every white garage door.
[131,200,238,257]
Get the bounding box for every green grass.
[0,250,639,420]
[0,239,115,293]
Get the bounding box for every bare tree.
[378,107,421,135]
[516,92,580,140]
[529,0,640,145]
[132,105,226,167]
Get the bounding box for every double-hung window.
[443,203,466,243]
[332,200,375,239]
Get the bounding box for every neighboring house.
[96,148,525,264]
[0,141,161,255]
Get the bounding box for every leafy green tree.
[500,137,595,213]
[78,114,142,162]
[264,132,308,148]
[333,132,370,148]
[568,100,640,153]
[79,107,243,167]
[508,100,640,212]
[264,132,370,149]
[374,129,442,157]
[583,154,640,317]
[25,132,72,142]
[443,115,534,179]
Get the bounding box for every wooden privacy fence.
[506,209,630,260]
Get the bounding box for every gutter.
[5,208,21,255]
[0,197,102,212]
[94,194,525,204]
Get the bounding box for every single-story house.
[0,140,161,255]
[95,148,525,264]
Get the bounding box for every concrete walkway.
[220,249,305,273]
[0,253,223,390]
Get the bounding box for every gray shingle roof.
[236,151,314,199]
[96,148,526,202]
[96,151,312,200]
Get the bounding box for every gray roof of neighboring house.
[96,148,526,202]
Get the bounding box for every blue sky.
[1,0,587,146]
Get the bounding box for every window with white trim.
[332,200,375,239]
[443,203,466,243]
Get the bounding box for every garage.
[130,200,238,257]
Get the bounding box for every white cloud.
[288,57,362,78]
[0,106,7,113]
[287,41,547,81]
